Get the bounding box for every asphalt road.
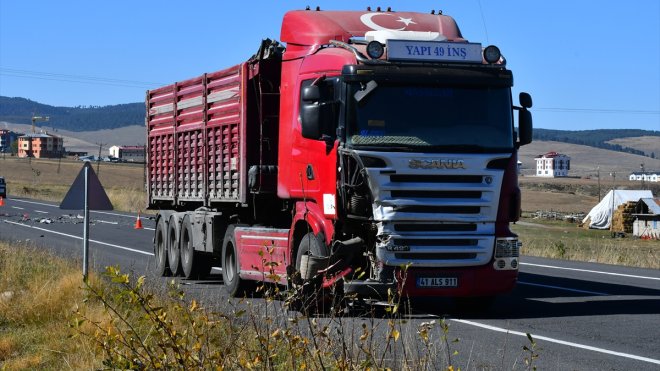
[1,196,659,370]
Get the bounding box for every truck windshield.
[346,83,514,152]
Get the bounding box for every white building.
[629,172,660,182]
[109,145,145,162]
[535,152,571,177]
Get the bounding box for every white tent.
[582,190,653,229]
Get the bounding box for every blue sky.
[1,0,658,131]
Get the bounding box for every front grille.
[395,253,478,260]
[390,174,483,183]
[393,206,481,214]
[394,223,477,232]
[360,151,505,268]
[394,239,478,247]
[390,190,481,198]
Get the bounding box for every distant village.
[526,151,660,239]
[0,129,145,163]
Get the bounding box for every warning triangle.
[60,162,114,210]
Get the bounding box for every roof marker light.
[366,41,384,59]
[484,45,501,64]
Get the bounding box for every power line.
[535,107,660,115]
[0,67,164,89]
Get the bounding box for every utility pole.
[640,163,645,190]
[609,172,616,232]
[31,115,49,134]
[96,142,106,174]
[29,115,49,163]
[596,166,601,202]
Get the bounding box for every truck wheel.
[222,225,253,297]
[153,217,171,276]
[293,232,330,314]
[167,215,182,276]
[180,215,199,279]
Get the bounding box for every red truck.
[146,8,533,309]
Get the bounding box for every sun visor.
[281,10,463,46]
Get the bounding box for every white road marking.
[450,318,660,366]
[10,198,153,223]
[97,220,119,225]
[8,199,61,208]
[11,206,24,210]
[34,210,49,214]
[518,281,608,296]
[3,220,153,256]
[521,262,660,281]
[94,210,146,218]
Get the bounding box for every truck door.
[291,76,340,217]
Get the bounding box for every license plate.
[417,277,458,288]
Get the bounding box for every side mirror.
[301,103,322,139]
[518,108,533,146]
[519,92,532,109]
[302,85,320,102]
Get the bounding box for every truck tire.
[293,232,331,314]
[180,215,211,279]
[153,217,171,276]
[167,215,182,276]
[222,225,253,297]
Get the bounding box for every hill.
[533,128,660,158]
[519,140,660,177]
[0,96,143,132]
[0,122,145,154]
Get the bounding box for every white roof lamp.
[365,30,448,44]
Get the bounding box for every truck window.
[347,83,514,152]
[299,77,340,139]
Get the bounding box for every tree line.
[0,96,144,132]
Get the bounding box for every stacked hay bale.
[611,201,636,233]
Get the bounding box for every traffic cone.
[0,197,4,207]
[134,212,143,229]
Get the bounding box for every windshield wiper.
[352,144,415,151]
[415,145,511,153]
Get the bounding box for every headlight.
[366,41,384,59]
[483,45,501,64]
[495,238,521,258]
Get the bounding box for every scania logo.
[409,159,466,169]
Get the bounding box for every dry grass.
[0,241,101,370]
[0,242,479,370]
[512,219,660,269]
[0,156,147,212]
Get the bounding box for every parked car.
[0,176,6,198]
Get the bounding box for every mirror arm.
[312,74,326,86]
